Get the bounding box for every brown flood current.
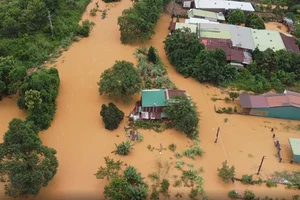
[1,0,300,199]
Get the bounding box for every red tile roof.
[239,90,300,109]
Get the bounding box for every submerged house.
[129,89,187,121]
[239,90,300,120]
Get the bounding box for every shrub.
[123,166,144,185]
[168,143,177,152]
[217,160,235,184]
[100,102,124,130]
[244,189,255,200]
[77,20,94,37]
[228,190,239,199]
[241,174,253,184]
[113,141,134,156]
[225,97,230,102]
[160,179,170,195]
[266,181,278,187]
[183,144,203,159]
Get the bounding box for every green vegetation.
[134,46,176,90]
[273,170,300,189]
[18,68,60,130]
[165,95,199,139]
[266,181,278,187]
[244,189,255,200]
[229,92,239,101]
[164,28,205,78]
[98,60,142,103]
[95,157,148,200]
[103,0,120,2]
[113,141,134,156]
[227,9,246,25]
[245,13,265,29]
[160,179,170,196]
[241,174,254,184]
[183,141,204,159]
[0,0,92,67]
[217,160,236,184]
[168,143,177,152]
[118,0,168,44]
[0,119,58,198]
[228,190,239,199]
[100,102,124,130]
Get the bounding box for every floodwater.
[0,0,300,199]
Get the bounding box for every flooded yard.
[0,0,300,199]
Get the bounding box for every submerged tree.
[227,9,245,25]
[0,119,58,198]
[217,160,236,184]
[98,60,142,103]
[113,141,134,156]
[147,46,158,64]
[94,156,123,180]
[100,102,124,130]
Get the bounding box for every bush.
[77,20,95,37]
[228,190,239,199]
[147,46,158,64]
[100,102,124,130]
[224,97,230,102]
[217,160,236,184]
[241,174,253,184]
[160,179,170,195]
[266,181,278,187]
[244,189,255,200]
[123,166,144,185]
[113,141,134,156]
[227,9,245,25]
[168,143,177,152]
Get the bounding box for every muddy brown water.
[1,1,300,199]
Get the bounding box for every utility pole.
[47,10,54,38]
[257,156,266,175]
[214,127,220,143]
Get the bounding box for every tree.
[227,9,245,25]
[164,95,199,139]
[245,13,265,29]
[147,46,158,64]
[244,190,255,200]
[217,160,236,184]
[17,68,60,130]
[123,166,144,185]
[98,61,142,103]
[100,103,124,130]
[95,156,123,180]
[104,177,131,200]
[25,89,42,110]
[0,119,58,198]
[113,141,134,156]
[229,92,239,101]
[164,27,205,77]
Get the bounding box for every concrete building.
[187,9,225,22]
[251,29,286,51]
[239,90,300,120]
[194,0,255,13]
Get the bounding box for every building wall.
[251,107,300,120]
[293,154,300,162]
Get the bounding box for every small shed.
[288,138,300,163]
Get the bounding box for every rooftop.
[289,138,300,156]
[229,25,255,50]
[280,33,300,53]
[188,9,225,21]
[195,0,255,12]
[251,29,286,51]
[175,23,197,33]
[199,23,231,39]
[142,89,166,107]
[239,90,300,109]
[185,18,220,24]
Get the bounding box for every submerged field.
[0,0,300,199]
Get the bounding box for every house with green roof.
[289,138,300,163]
[251,29,286,51]
[187,9,225,22]
[129,89,187,120]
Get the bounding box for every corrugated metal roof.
[289,138,300,156]
[175,23,197,33]
[251,29,286,51]
[185,18,220,24]
[265,95,290,107]
[195,0,255,12]
[199,23,231,39]
[229,25,255,50]
[280,33,300,53]
[239,94,252,108]
[283,17,294,25]
[142,89,166,107]
[183,1,192,8]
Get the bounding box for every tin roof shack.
[187,9,225,22]
[239,90,300,120]
[289,138,300,163]
[129,89,187,121]
[194,0,255,14]
[251,29,286,51]
[280,33,300,53]
[281,17,295,34]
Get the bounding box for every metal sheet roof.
[289,138,300,156]
[195,0,255,12]
[199,23,231,39]
[185,18,220,24]
[142,89,166,107]
[251,29,286,51]
[280,33,300,53]
[188,9,225,21]
[183,1,192,8]
[175,23,197,33]
[229,25,255,50]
